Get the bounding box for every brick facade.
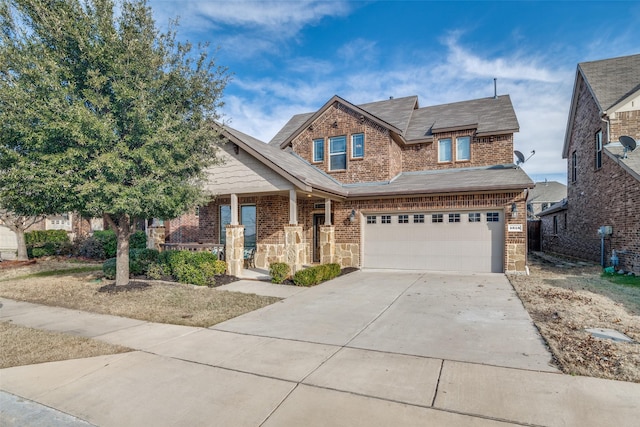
[542,77,640,273]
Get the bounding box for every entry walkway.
[1,271,639,426]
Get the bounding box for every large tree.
[0,0,228,284]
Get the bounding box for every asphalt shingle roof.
[579,54,640,111]
[527,181,567,203]
[270,94,519,146]
[603,142,640,182]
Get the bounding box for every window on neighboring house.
[195,206,200,217]
[381,215,391,224]
[595,130,602,169]
[541,203,549,211]
[366,215,376,224]
[413,214,425,223]
[432,214,443,223]
[329,136,347,170]
[438,138,452,162]
[456,136,471,161]
[351,133,364,159]
[487,212,500,222]
[313,138,324,162]
[449,213,461,223]
[553,215,558,234]
[398,215,409,224]
[564,213,567,229]
[571,151,577,182]
[469,212,481,222]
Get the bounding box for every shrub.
[103,258,116,280]
[129,248,159,275]
[129,230,147,250]
[292,263,341,287]
[25,230,70,258]
[93,230,117,258]
[76,236,106,259]
[269,263,291,284]
[146,263,166,280]
[157,250,226,286]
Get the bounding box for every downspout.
[600,113,610,143]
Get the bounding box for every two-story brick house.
[167,94,533,276]
[539,54,640,273]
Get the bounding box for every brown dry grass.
[509,253,640,383]
[0,267,280,328]
[0,321,130,368]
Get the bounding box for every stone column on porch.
[226,224,245,277]
[147,226,165,251]
[284,225,304,273]
[319,225,335,264]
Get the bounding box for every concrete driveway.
[2,271,639,426]
[214,270,555,371]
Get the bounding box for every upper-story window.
[456,136,471,161]
[313,138,324,163]
[351,133,364,159]
[438,138,452,162]
[571,151,577,182]
[595,130,602,169]
[329,136,347,170]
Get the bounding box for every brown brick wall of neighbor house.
[166,210,200,243]
[291,103,395,183]
[542,78,640,273]
[401,132,514,172]
[610,110,640,141]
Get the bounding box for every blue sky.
[148,0,640,184]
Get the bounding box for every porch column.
[284,225,304,273]
[226,224,244,277]
[320,225,335,264]
[289,189,297,225]
[324,199,332,225]
[230,193,239,225]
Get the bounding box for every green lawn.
[602,272,640,287]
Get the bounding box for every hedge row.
[293,263,341,286]
[102,249,226,287]
[25,230,71,258]
[26,229,147,260]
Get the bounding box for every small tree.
[0,210,43,260]
[0,0,228,284]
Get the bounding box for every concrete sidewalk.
[1,272,640,426]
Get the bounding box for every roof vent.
[493,78,498,99]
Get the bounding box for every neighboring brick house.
[168,94,533,276]
[539,54,640,273]
[526,181,566,219]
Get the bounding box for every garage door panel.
[363,211,504,273]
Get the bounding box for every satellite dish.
[620,135,637,151]
[514,150,535,167]
[514,150,525,165]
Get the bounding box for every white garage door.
[363,211,504,273]
[0,224,18,260]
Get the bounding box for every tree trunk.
[15,227,28,261]
[105,213,131,286]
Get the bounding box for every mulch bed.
[0,260,36,269]
[97,274,240,293]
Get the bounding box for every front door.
[313,214,324,263]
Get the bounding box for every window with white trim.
[449,213,461,223]
[398,214,409,223]
[413,214,425,223]
[313,138,324,163]
[456,136,471,161]
[438,138,452,162]
[351,133,364,159]
[432,214,443,223]
[329,136,347,170]
[468,212,481,222]
[366,215,376,224]
[487,212,500,222]
[381,215,391,224]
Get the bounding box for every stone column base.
[319,225,335,264]
[226,225,245,277]
[284,225,304,273]
[148,227,165,251]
